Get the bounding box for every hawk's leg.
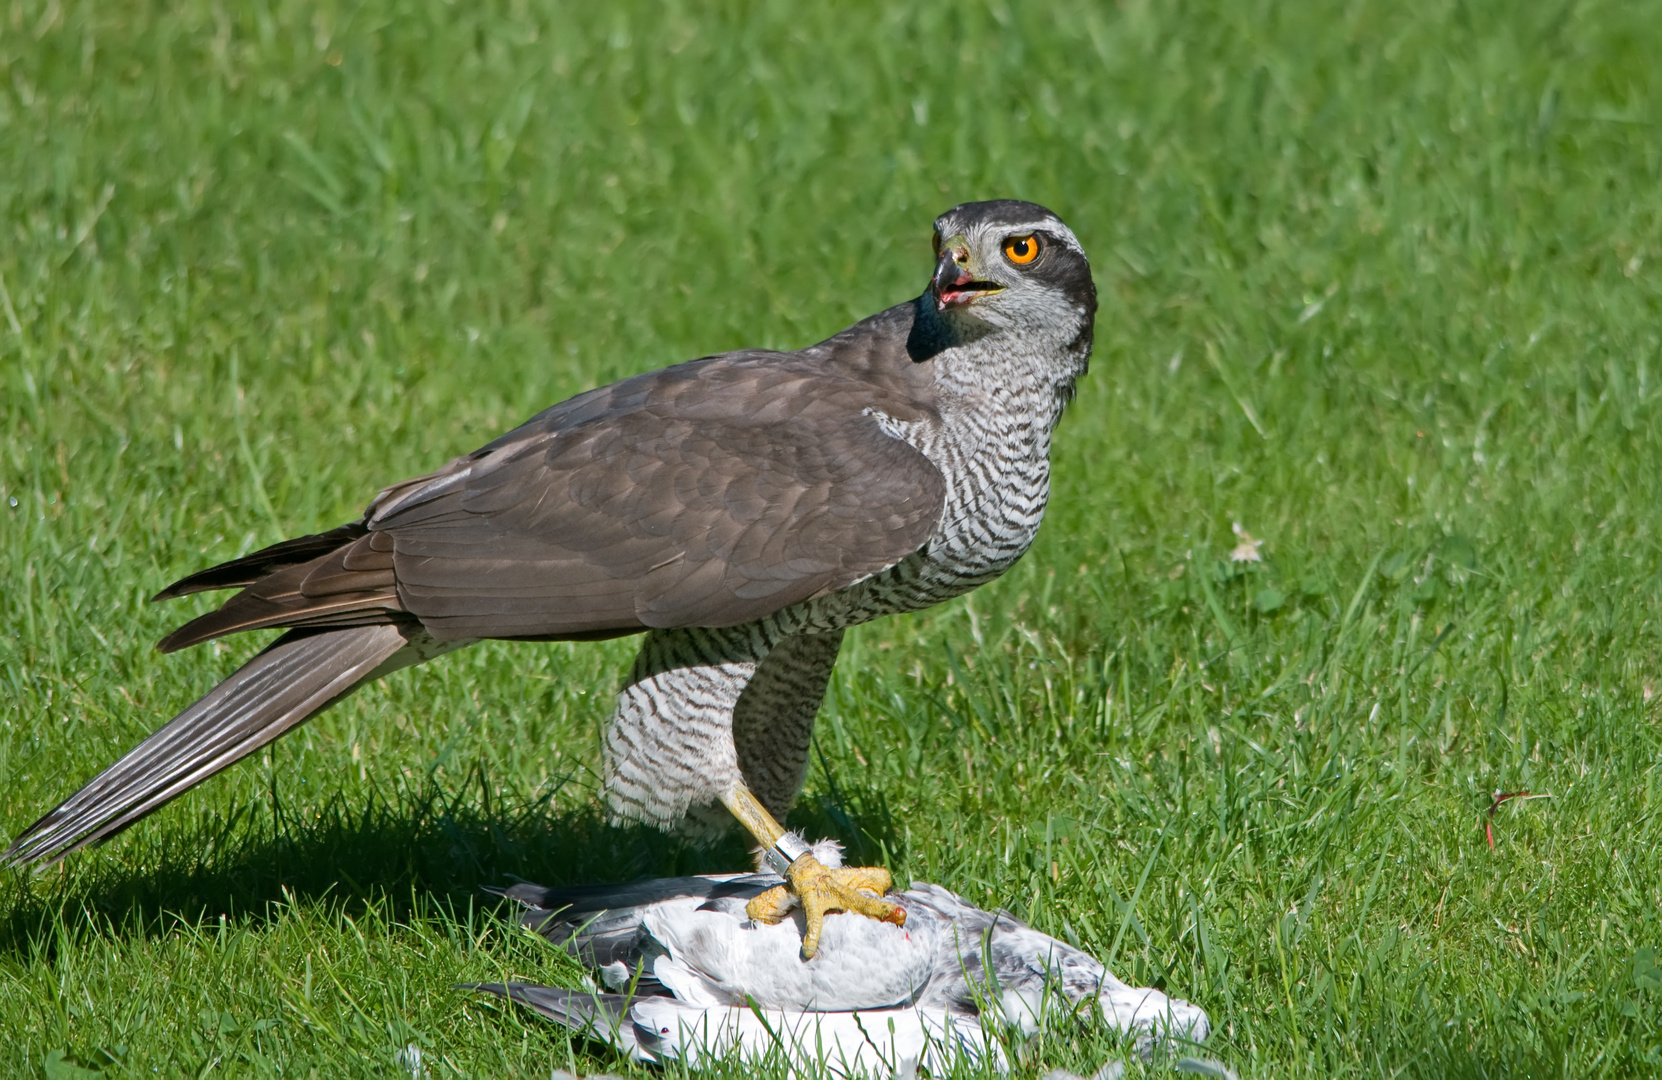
[721,784,905,960]
[603,626,904,958]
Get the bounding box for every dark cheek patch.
[1029,233,1097,316]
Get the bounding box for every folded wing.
[159,350,945,650]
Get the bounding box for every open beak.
[932,238,1003,310]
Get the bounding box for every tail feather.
[2,624,411,868]
[150,523,369,601]
[467,983,640,1054]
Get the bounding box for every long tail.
[468,983,641,1055]
[2,624,412,868]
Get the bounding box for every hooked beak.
[931,237,1003,311]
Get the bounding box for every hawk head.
[927,200,1097,338]
[914,200,1097,398]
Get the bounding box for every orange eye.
[1003,234,1039,265]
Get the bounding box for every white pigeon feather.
[479,981,997,1079]
[473,857,1209,1076]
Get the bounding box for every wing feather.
[371,348,944,639]
[156,302,943,648]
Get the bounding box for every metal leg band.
[765,833,812,876]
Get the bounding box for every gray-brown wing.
[369,357,945,640]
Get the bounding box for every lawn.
[3,0,1661,1075]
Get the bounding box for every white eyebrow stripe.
[934,214,1087,256]
[995,220,1084,255]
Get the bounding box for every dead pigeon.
[472,844,1208,1076]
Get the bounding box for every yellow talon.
[745,884,793,924]
[722,786,904,957]
[745,855,906,959]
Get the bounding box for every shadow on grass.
[0,766,907,962]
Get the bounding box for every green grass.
[2,0,1661,1075]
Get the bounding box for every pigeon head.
[927,200,1097,339]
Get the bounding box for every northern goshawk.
[4,200,1096,958]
